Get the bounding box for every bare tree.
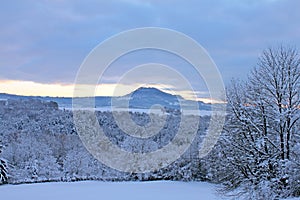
[219,46,300,199]
[250,46,300,160]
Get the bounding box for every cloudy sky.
[0,0,299,101]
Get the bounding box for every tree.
[219,46,300,199]
[251,46,300,160]
[0,140,8,184]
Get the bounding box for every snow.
[62,107,212,116]
[0,181,225,200]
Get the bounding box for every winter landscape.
[1,1,300,200]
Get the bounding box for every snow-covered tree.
[0,140,8,184]
[219,46,300,199]
[0,98,209,183]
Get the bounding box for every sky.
[0,0,300,101]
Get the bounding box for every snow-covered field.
[0,181,225,200]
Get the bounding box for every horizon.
[0,85,221,104]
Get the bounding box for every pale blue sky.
[0,0,299,98]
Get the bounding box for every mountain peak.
[129,87,180,98]
[135,87,164,92]
[135,86,172,93]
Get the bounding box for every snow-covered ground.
[0,181,225,200]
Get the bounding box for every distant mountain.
[125,87,181,109]
[127,87,180,99]
[0,87,212,110]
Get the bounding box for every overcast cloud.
[0,0,299,93]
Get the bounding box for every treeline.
[0,99,208,184]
